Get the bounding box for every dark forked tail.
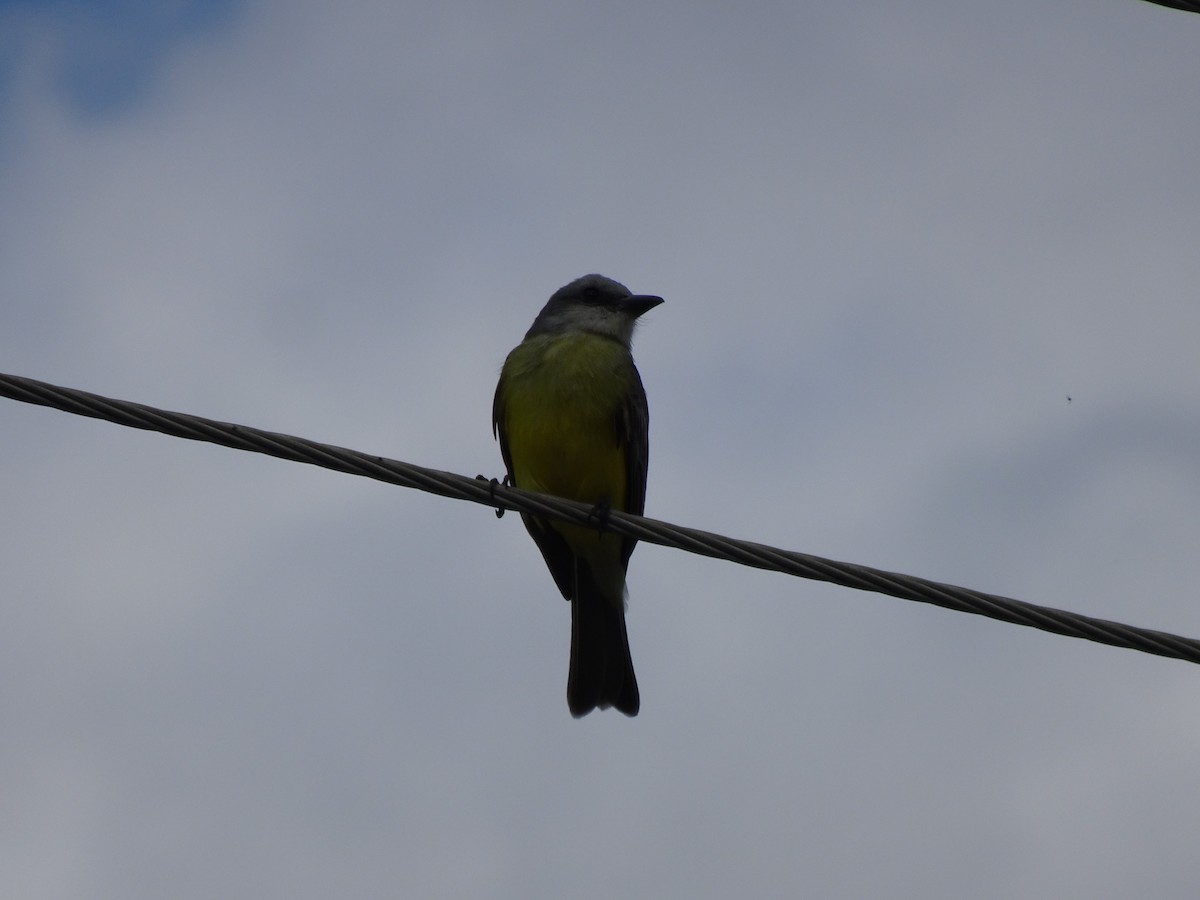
[567,569,639,717]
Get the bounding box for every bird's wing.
[615,365,651,568]
[492,377,515,482]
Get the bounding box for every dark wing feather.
[492,377,514,481]
[615,362,651,569]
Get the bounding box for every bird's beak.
[623,294,664,318]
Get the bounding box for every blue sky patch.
[1,0,241,118]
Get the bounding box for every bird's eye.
[581,286,603,304]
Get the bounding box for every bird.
[493,274,663,717]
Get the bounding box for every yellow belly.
[501,332,633,509]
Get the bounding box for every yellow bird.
[493,274,663,717]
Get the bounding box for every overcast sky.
[3,1,1200,897]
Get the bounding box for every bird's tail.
[567,568,639,718]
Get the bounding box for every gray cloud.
[2,2,1199,897]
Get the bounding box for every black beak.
[623,294,665,318]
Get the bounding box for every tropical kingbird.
[493,274,663,717]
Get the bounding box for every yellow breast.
[499,332,634,509]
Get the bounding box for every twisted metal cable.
[1142,0,1200,12]
[3,369,1199,666]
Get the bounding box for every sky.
[2,1,1199,897]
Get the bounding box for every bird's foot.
[475,473,513,518]
[586,500,612,534]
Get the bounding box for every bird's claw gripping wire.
[586,500,612,535]
[476,473,512,518]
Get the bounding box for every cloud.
[2,2,1199,897]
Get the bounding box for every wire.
[1141,0,1200,12]
[3,369,1199,666]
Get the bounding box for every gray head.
[525,274,664,345]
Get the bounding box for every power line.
[3,369,1199,667]
[1141,0,1200,12]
